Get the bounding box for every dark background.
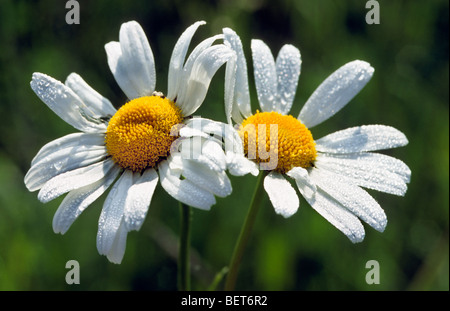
[0,0,448,290]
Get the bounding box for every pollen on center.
[239,111,317,173]
[105,95,183,172]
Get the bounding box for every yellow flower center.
[239,111,316,173]
[105,95,183,172]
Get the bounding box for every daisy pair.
[24,21,254,264]
[223,28,411,242]
[25,20,410,265]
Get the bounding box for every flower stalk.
[224,171,266,290]
[178,202,192,291]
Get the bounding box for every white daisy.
[24,21,240,264]
[223,28,411,242]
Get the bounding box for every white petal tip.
[107,257,123,265]
[350,236,365,244]
[30,72,48,90]
[375,219,387,233]
[275,208,298,219]
[347,229,365,243]
[122,20,139,26]
[52,223,67,235]
[264,172,299,218]
[353,59,374,71]
[222,27,234,33]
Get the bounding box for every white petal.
[223,28,252,123]
[181,159,232,197]
[223,123,248,156]
[299,60,374,128]
[65,73,117,117]
[176,135,204,161]
[286,166,316,201]
[183,117,226,138]
[177,44,235,116]
[105,41,133,99]
[264,171,299,218]
[194,151,227,172]
[37,159,116,203]
[52,164,120,234]
[181,118,258,176]
[159,160,216,210]
[196,139,227,172]
[224,49,238,124]
[202,139,227,166]
[310,168,387,232]
[175,131,226,166]
[315,153,410,196]
[97,170,133,258]
[123,169,158,231]
[106,220,128,264]
[222,124,259,176]
[118,21,156,98]
[251,39,277,112]
[183,118,238,155]
[315,125,409,153]
[305,188,365,243]
[167,153,184,172]
[330,152,411,183]
[181,34,224,82]
[275,44,301,115]
[31,132,105,166]
[174,136,226,172]
[105,39,155,100]
[25,144,107,192]
[181,118,247,165]
[105,21,157,100]
[179,126,208,139]
[26,133,106,191]
[167,21,206,100]
[30,73,107,132]
[226,153,259,176]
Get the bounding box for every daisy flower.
[223,28,411,242]
[24,21,240,264]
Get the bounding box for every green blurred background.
[0,0,448,291]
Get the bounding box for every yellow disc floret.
[105,95,183,172]
[239,111,316,173]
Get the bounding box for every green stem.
[224,171,266,291]
[178,202,192,291]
